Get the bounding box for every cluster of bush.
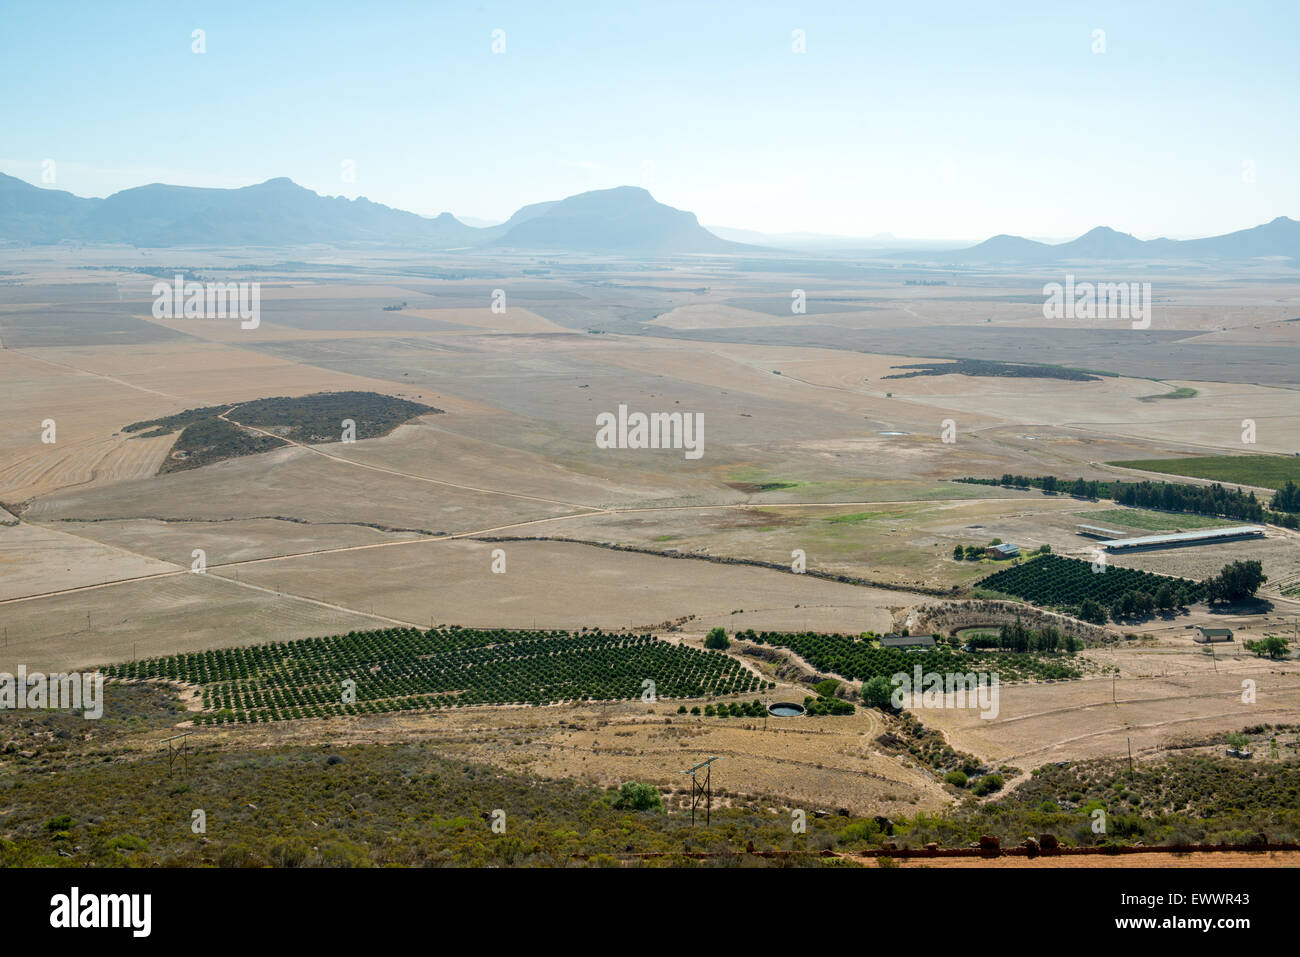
[964,619,1083,653]
[804,679,855,716]
[942,770,1004,796]
[158,417,288,473]
[124,391,443,474]
[676,700,768,718]
[1244,636,1290,659]
[1203,559,1267,604]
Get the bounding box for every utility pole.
[683,756,721,827]
[1127,737,1134,775]
[160,731,194,777]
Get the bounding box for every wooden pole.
[706,763,712,826]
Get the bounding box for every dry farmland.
[2,249,1298,849]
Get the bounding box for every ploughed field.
[105,627,771,724]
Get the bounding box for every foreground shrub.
[612,781,664,813]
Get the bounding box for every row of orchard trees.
[113,626,774,725]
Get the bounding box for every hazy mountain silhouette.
[0,174,745,253]
[2,171,1293,260]
[489,186,746,253]
[947,218,1300,263]
[0,173,95,243]
[0,174,479,247]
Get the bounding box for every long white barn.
[1098,525,1266,552]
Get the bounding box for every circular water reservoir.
[767,702,805,717]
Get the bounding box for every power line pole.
[683,756,720,827]
[160,731,194,777]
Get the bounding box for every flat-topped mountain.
[489,186,745,253]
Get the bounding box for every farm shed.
[1077,523,1127,539]
[1098,525,1265,552]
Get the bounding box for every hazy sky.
[3,1,1297,240]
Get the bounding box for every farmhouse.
[1098,525,1265,552]
[1194,626,1234,643]
[880,634,937,650]
[987,542,1020,558]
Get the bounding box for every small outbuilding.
[1194,626,1234,643]
[987,543,1020,558]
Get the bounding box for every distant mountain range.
[0,174,747,254]
[1,171,1296,261]
[942,219,1300,264]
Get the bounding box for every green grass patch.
[1076,508,1235,532]
[1108,455,1300,490]
[824,511,884,525]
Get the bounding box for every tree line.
[965,620,1083,652]
[956,474,1300,527]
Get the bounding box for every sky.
[2,0,1297,241]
